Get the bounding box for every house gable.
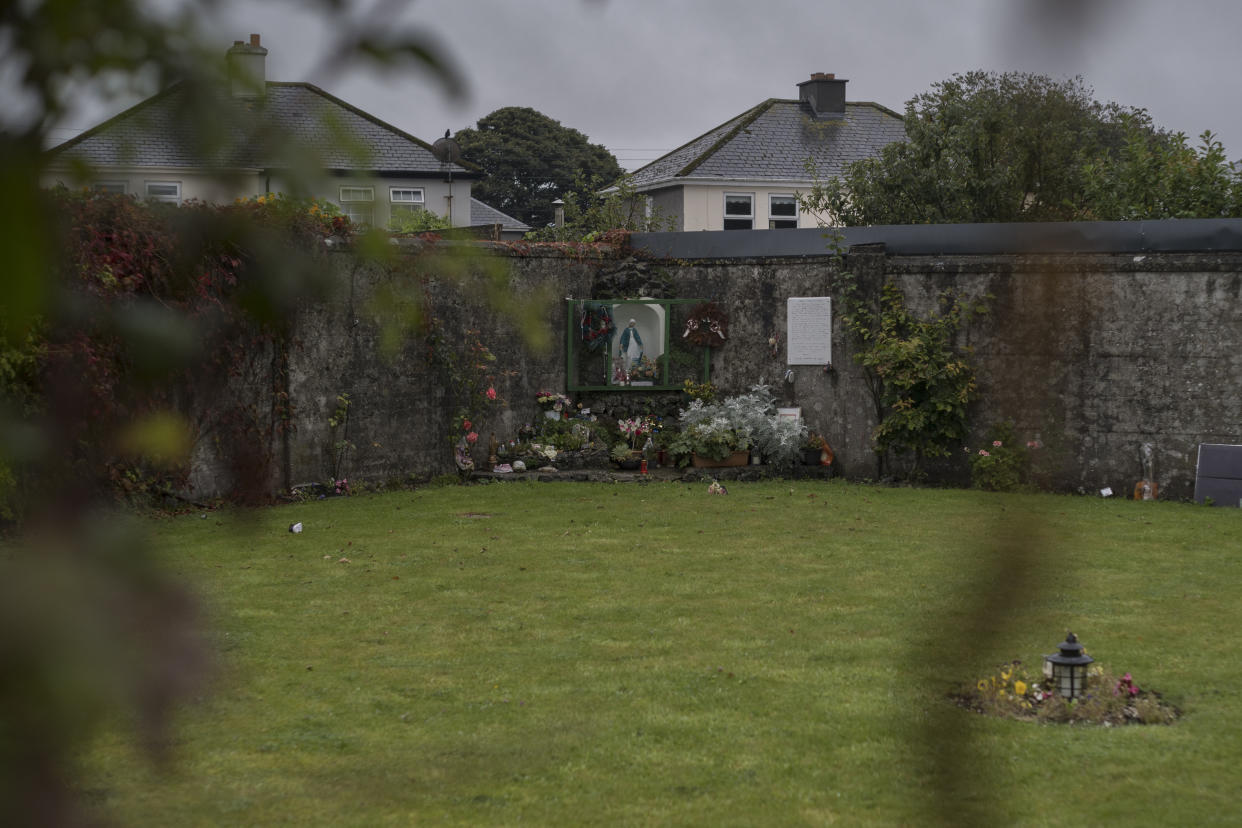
[626,75,906,231]
[43,37,478,226]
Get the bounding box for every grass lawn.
[79,480,1242,826]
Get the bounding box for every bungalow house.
[627,73,906,231]
[42,35,480,228]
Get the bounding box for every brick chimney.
[227,34,268,99]
[798,72,847,119]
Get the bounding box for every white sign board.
[786,297,832,365]
[776,407,802,424]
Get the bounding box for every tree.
[805,70,1242,225]
[455,107,623,228]
[1081,124,1242,220]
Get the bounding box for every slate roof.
[46,82,474,176]
[629,99,905,189]
[469,198,530,232]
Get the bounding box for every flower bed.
[953,660,1179,726]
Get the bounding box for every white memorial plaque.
[786,297,832,365]
[777,407,802,424]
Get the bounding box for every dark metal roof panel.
[630,219,1242,259]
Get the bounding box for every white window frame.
[339,186,375,226]
[768,194,799,229]
[145,181,181,204]
[389,187,425,216]
[723,192,754,231]
[94,181,128,195]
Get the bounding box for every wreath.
[682,301,729,347]
[580,301,615,352]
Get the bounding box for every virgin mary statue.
[618,318,643,377]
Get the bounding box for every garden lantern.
[1043,631,1094,699]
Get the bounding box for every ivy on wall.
[0,190,344,516]
[829,237,989,479]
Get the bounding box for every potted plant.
[535,390,573,420]
[670,383,805,468]
[667,421,750,467]
[803,432,834,466]
[612,416,653,468]
[740,385,807,467]
[627,354,658,384]
[610,441,641,470]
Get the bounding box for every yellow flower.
[1014,680,1027,696]
[1001,666,1013,682]
[977,679,988,693]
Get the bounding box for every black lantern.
[1043,631,1094,699]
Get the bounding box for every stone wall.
[187,230,1242,501]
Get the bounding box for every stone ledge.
[469,464,835,484]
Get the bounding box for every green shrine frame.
[566,298,712,392]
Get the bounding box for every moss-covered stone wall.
[188,240,1242,501]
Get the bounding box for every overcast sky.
[47,0,1242,171]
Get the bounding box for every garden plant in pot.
[612,416,654,469]
[803,432,835,466]
[668,384,806,468]
[610,442,641,470]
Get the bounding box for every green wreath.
[580,301,615,352]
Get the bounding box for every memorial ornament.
[682,302,729,347]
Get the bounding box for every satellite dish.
[432,129,462,165]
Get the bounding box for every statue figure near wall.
[618,318,643,379]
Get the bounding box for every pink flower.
[979,449,990,456]
[466,431,478,445]
[462,419,472,431]
[992,440,1002,447]
[486,387,497,400]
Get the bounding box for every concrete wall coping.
[630,218,1242,260]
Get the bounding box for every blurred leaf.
[116,411,193,469]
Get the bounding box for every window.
[339,186,375,226]
[93,181,128,195]
[769,194,799,229]
[390,187,425,216]
[723,193,753,230]
[145,181,180,204]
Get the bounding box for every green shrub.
[387,208,451,234]
[968,421,1031,492]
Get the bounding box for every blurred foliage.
[804,70,1242,225]
[0,2,480,824]
[4,188,346,515]
[455,106,624,228]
